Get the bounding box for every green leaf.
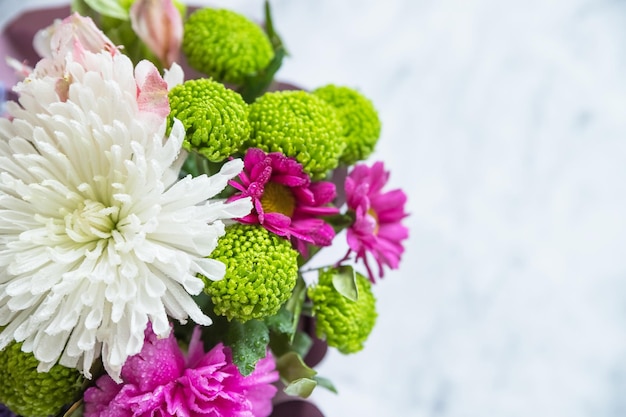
[84,0,129,20]
[290,330,313,359]
[237,0,288,103]
[330,265,359,302]
[238,48,286,103]
[284,277,307,342]
[324,213,355,234]
[225,319,270,376]
[264,306,293,335]
[283,378,318,398]
[61,400,83,417]
[264,0,284,50]
[276,351,316,382]
[314,375,338,394]
[266,307,299,357]
[71,0,91,16]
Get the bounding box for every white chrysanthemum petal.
[164,62,184,89]
[202,198,254,223]
[193,257,227,282]
[0,50,251,382]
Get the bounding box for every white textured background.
[3,1,626,416]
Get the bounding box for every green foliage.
[266,305,313,361]
[225,319,270,376]
[276,351,317,398]
[331,265,359,301]
[77,0,128,19]
[237,1,288,103]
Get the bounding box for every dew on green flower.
[183,8,274,85]
[307,269,378,354]
[169,78,250,162]
[203,224,299,322]
[313,84,382,165]
[0,340,83,417]
[246,90,344,179]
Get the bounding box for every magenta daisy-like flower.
[84,324,278,417]
[344,161,409,282]
[228,148,339,253]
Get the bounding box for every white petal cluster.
[0,50,251,381]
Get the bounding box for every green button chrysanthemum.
[204,224,298,322]
[168,78,250,162]
[247,90,344,179]
[183,8,274,85]
[0,340,83,417]
[313,84,382,165]
[307,269,378,354]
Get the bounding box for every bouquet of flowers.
[0,1,409,416]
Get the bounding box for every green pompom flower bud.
[307,269,377,354]
[204,224,298,322]
[169,79,250,162]
[0,340,83,417]
[247,90,344,179]
[313,84,381,165]
[183,8,274,85]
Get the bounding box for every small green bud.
[313,84,381,165]
[307,269,377,354]
[204,224,299,322]
[183,8,274,85]
[247,90,344,179]
[169,78,250,162]
[0,340,83,417]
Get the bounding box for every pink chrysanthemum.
[344,161,409,282]
[84,325,278,417]
[228,148,339,254]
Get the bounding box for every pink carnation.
[84,325,278,417]
[344,161,409,282]
[228,148,339,254]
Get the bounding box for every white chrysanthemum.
[0,50,251,381]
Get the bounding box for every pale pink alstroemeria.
[33,12,118,72]
[130,0,183,68]
[23,13,119,101]
[21,12,179,121]
[5,57,32,80]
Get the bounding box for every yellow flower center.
[367,207,379,235]
[261,182,296,217]
[65,200,119,243]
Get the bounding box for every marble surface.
[3,0,626,416]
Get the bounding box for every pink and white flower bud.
[27,12,119,95]
[130,0,183,68]
[33,12,118,63]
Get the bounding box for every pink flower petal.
[84,326,279,417]
[229,148,339,253]
[309,181,337,205]
[135,60,169,120]
[244,147,269,170]
[271,173,308,187]
[343,161,409,281]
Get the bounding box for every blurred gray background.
[3,0,626,416]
